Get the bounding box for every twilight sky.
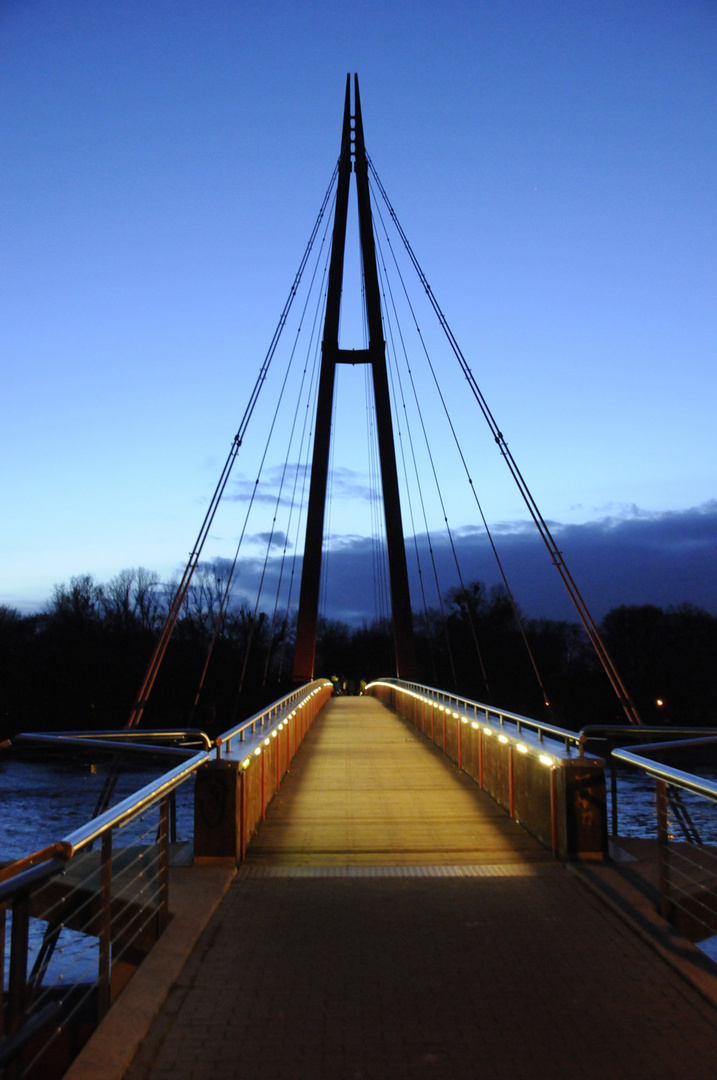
[2,0,716,626]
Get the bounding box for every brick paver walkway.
[124,697,717,1079]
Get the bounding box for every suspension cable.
[372,177,550,710]
[374,218,490,696]
[367,154,642,725]
[120,164,339,734]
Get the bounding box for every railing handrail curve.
[612,742,717,803]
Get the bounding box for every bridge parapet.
[367,679,607,861]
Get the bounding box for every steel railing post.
[8,890,30,1039]
[656,779,671,920]
[158,798,170,935]
[97,830,113,1020]
[610,752,619,838]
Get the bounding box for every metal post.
[97,830,113,1021]
[610,754,619,838]
[158,798,170,935]
[656,779,671,920]
[8,891,30,1037]
[169,788,177,844]
[261,749,266,820]
[239,769,247,863]
[550,769,558,858]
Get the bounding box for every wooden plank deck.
[244,695,552,867]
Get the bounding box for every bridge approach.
[66,693,717,1080]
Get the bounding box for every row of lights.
[372,682,557,770]
[240,684,327,770]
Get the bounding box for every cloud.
[225,464,309,506]
[410,501,717,624]
[247,531,291,550]
[210,501,717,626]
[226,464,378,506]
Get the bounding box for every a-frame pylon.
[292,75,416,683]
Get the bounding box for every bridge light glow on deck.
[264,738,270,746]
[471,721,479,729]
[498,735,508,744]
[539,754,553,767]
[271,731,278,738]
[484,727,492,736]
[242,758,251,769]
[517,744,528,754]
[254,748,261,756]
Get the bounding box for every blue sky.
[2,0,716,625]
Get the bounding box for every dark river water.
[1,754,196,990]
[0,754,195,862]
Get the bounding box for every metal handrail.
[216,679,332,751]
[581,725,717,744]
[369,677,584,752]
[12,735,201,759]
[14,728,214,750]
[612,741,717,803]
[62,749,209,855]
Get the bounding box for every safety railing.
[612,738,717,946]
[367,679,605,861]
[367,678,584,753]
[580,725,717,840]
[1,679,332,1080]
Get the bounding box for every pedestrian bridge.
[4,684,717,1080]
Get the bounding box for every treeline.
[1,568,716,741]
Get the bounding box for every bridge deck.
[111,697,717,1078]
[244,695,552,867]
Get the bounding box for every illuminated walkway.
[120,697,717,1079]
